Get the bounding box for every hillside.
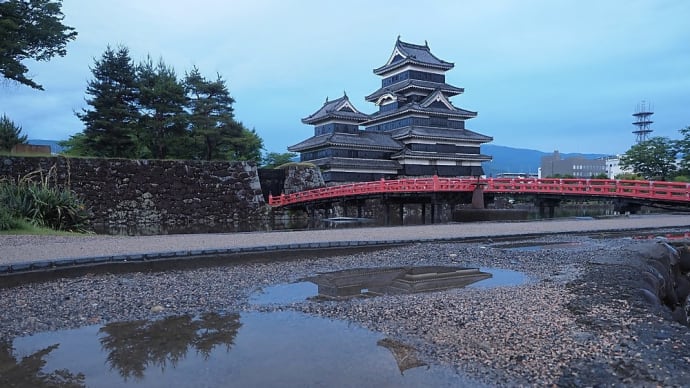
[482,144,608,177]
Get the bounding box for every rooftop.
[374,38,454,76]
[288,131,402,152]
[365,79,464,102]
[302,94,369,125]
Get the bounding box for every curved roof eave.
[373,59,453,76]
[364,107,477,125]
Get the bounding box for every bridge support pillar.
[421,203,426,225]
[399,203,405,225]
[613,199,642,214]
[471,183,486,209]
[384,203,391,226]
[537,199,560,218]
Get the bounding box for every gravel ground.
[1,222,690,386]
[2,214,690,264]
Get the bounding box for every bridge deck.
[269,176,690,207]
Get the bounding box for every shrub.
[0,205,20,230]
[0,174,90,232]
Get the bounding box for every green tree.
[675,125,690,176]
[0,113,27,151]
[614,172,643,180]
[58,132,89,156]
[0,0,77,90]
[262,152,297,168]
[185,67,243,160]
[620,137,677,180]
[76,45,140,158]
[227,126,263,162]
[137,57,189,159]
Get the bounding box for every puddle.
[251,266,528,304]
[2,311,482,387]
[250,281,318,305]
[468,268,527,288]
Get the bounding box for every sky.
[2,0,689,156]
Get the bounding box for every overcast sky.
[2,0,689,155]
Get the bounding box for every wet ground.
[3,266,525,387]
[2,227,690,386]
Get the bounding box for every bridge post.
[431,201,436,223]
[538,202,546,218]
[471,179,486,209]
[384,202,391,226]
[399,203,405,225]
[537,198,560,218]
[421,203,426,224]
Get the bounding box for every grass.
[0,218,87,236]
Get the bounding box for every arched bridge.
[269,176,690,210]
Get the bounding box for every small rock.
[150,305,164,313]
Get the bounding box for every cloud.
[1,0,688,155]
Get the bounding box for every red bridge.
[269,176,690,209]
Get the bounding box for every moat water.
[93,204,625,236]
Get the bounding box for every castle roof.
[365,79,464,102]
[374,38,454,76]
[364,100,477,126]
[306,157,401,170]
[288,131,402,152]
[302,94,369,125]
[391,148,492,162]
[390,126,493,143]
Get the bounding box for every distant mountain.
[28,139,64,154]
[482,144,608,177]
[26,139,607,177]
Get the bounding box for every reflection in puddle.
[251,266,528,304]
[468,268,527,288]
[4,311,479,387]
[308,266,492,299]
[250,281,318,305]
[99,312,241,380]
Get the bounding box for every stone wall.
[283,165,325,194]
[1,156,267,231]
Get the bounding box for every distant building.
[289,37,493,183]
[10,143,51,155]
[495,172,538,178]
[540,151,607,178]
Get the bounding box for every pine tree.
[184,67,243,160]
[0,0,77,90]
[137,57,189,159]
[228,126,264,162]
[76,45,139,158]
[0,114,28,151]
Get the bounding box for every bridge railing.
[268,176,690,207]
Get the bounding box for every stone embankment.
[637,241,690,324]
[1,156,267,230]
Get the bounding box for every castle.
[289,37,492,183]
